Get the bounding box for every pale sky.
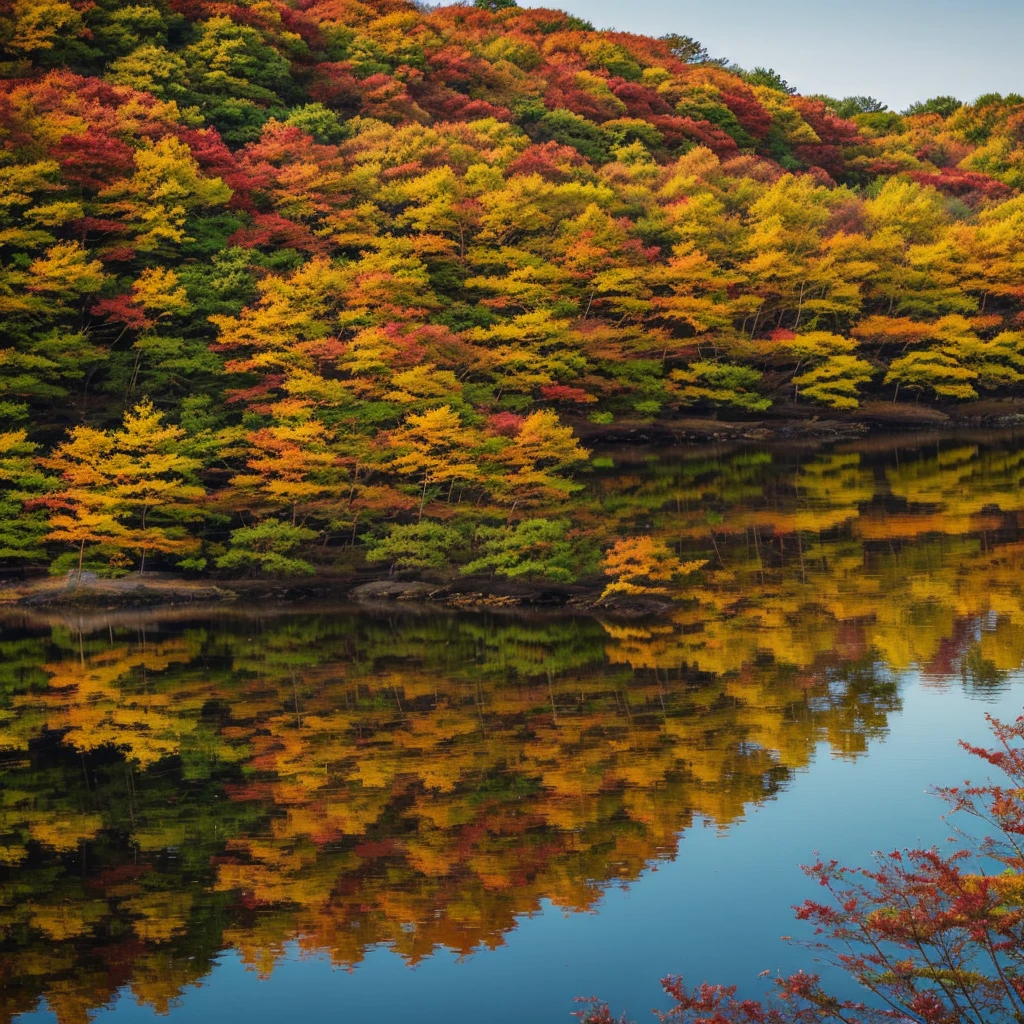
[521,0,1024,111]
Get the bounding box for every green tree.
[364,521,463,572]
[181,16,294,143]
[659,34,726,66]
[0,429,48,563]
[743,67,797,94]
[832,95,888,117]
[903,95,963,117]
[215,520,318,576]
[671,362,771,412]
[462,518,584,582]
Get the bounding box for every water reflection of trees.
[3,436,1024,1023]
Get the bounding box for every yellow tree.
[97,137,232,253]
[384,405,484,520]
[38,427,124,581]
[775,331,874,410]
[600,536,705,601]
[227,400,345,526]
[497,409,590,513]
[42,400,205,575]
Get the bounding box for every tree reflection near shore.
[3,434,1024,1023]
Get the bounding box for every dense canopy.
[2,0,1024,578]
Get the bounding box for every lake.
[3,431,1024,1024]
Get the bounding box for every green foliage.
[831,95,888,117]
[215,520,318,576]
[671,362,771,412]
[659,33,726,66]
[903,95,963,118]
[531,109,609,162]
[743,67,797,93]
[284,103,348,144]
[364,521,463,571]
[462,518,585,582]
[0,429,48,562]
[856,110,906,133]
[181,17,294,142]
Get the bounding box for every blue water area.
[9,436,1024,1024]
[17,671,1022,1024]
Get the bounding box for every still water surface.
[3,433,1024,1023]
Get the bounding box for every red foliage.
[176,126,255,209]
[609,80,674,119]
[543,64,626,123]
[227,213,327,255]
[396,323,473,369]
[653,116,738,156]
[360,73,431,125]
[908,168,1013,205]
[352,839,398,859]
[52,132,135,190]
[720,155,785,183]
[98,245,138,263]
[579,716,1024,1024]
[424,45,484,88]
[223,375,286,405]
[792,145,843,180]
[822,197,866,237]
[380,160,425,181]
[307,62,364,112]
[719,91,772,140]
[487,413,527,437]
[796,162,838,187]
[791,98,862,148]
[412,79,512,123]
[860,158,907,176]
[507,141,585,181]
[73,217,129,238]
[540,384,594,404]
[90,294,153,330]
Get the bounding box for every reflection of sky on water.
[15,674,1024,1024]
[9,433,1024,1023]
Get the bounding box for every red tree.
[578,715,1024,1024]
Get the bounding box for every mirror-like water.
[3,433,1024,1024]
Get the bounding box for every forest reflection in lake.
[3,431,1024,1024]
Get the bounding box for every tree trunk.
[418,473,429,523]
[139,506,148,574]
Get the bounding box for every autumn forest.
[3,0,1024,583]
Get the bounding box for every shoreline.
[4,413,1024,620]
[569,398,1024,445]
[0,572,665,620]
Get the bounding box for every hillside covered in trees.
[3,0,1024,583]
